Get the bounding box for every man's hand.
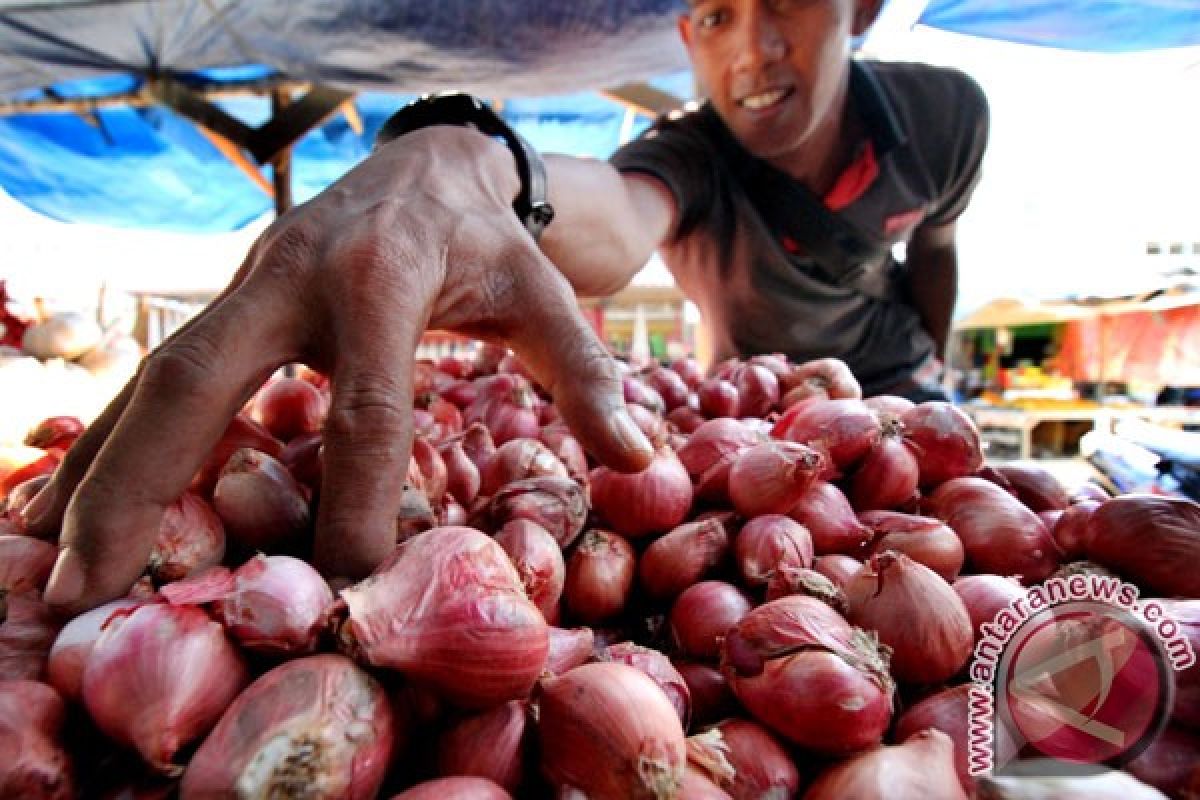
[27,127,654,615]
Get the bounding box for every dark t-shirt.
[611,60,989,395]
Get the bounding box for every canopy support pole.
[270,88,294,216]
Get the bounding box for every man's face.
[678,0,872,161]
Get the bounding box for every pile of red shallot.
[2,349,1199,799]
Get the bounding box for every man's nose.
[733,9,787,71]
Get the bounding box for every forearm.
[905,228,959,360]
[538,155,674,297]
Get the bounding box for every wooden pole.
[270,88,293,216]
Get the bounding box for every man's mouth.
[738,87,790,111]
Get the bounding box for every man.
[613,0,987,400]
[31,0,987,613]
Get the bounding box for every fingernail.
[44,547,86,608]
[610,409,653,458]
[22,484,55,529]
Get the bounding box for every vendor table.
[964,406,1200,461]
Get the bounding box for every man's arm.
[539,156,677,297]
[905,221,959,361]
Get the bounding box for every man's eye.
[699,9,727,29]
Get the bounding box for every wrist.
[375,93,554,239]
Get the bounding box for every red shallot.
[440,439,481,507]
[720,596,894,754]
[863,394,915,416]
[1050,499,1099,560]
[46,598,142,701]
[994,463,1070,512]
[787,481,872,556]
[488,476,588,549]
[764,565,848,612]
[0,679,74,800]
[437,700,528,793]
[601,642,692,727]
[670,581,753,661]
[337,527,548,708]
[254,376,328,441]
[590,447,693,538]
[147,492,225,584]
[1084,494,1200,597]
[813,553,863,589]
[545,626,595,675]
[771,398,880,475]
[673,661,739,727]
[391,777,512,799]
[928,477,1060,584]
[698,379,739,419]
[212,447,311,553]
[180,654,395,799]
[565,530,637,624]
[212,554,333,655]
[23,415,84,451]
[82,603,248,772]
[845,551,973,685]
[190,413,284,497]
[685,718,800,800]
[780,357,861,402]
[850,414,919,511]
[479,438,567,498]
[495,519,566,621]
[859,510,964,582]
[671,357,705,390]
[732,364,780,418]
[645,366,691,411]
[733,514,813,589]
[900,402,983,489]
[729,441,823,518]
[803,729,968,800]
[639,518,729,601]
[953,574,1027,644]
[538,661,687,800]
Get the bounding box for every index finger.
[43,288,299,614]
[502,249,654,473]
[23,250,264,539]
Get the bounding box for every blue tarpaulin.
[0,81,680,231]
[918,0,1200,52]
[0,0,693,231]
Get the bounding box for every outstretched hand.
[28,127,653,615]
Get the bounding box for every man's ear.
[852,0,886,36]
[677,13,695,54]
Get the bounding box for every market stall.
[953,286,1200,461]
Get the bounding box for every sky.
[1,4,1198,319]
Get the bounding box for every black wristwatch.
[375,92,555,240]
